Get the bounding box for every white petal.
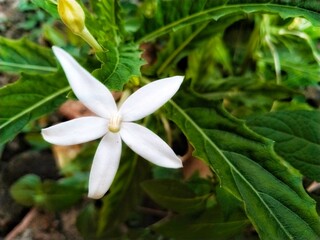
[119,76,183,121]
[41,117,107,145]
[120,122,182,168]
[88,133,122,199]
[52,46,117,118]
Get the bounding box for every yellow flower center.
[108,114,122,133]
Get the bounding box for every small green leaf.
[141,179,212,214]
[10,174,86,211]
[247,110,320,181]
[10,174,42,206]
[93,42,144,90]
[39,173,87,211]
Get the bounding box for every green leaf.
[165,91,320,239]
[144,15,242,76]
[10,174,86,211]
[76,203,99,240]
[10,174,42,206]
[260,28,320,88]
[40,173,87,211]
[141,179,212,214]
[0,37,57,74]
[216,187,244,219]
[247,110,320,182]
[0,70,69,144]
[31,0,59,18]
[86,0,124,45]
[136,0,208,40]
[93,42,144,90]
[153,206,250,240]
[138,1,320,42]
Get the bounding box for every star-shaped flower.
[42,47,183,199]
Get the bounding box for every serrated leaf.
[166,91,320,239]
[85,0,125,45]
[0,37,57,74]
[247,110,320,182]
[93,42,144,90]
[138,1,320,42]
[0,70,69,144]
[141,179,211,214]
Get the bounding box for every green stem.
[263,15,281,85]
[78,27,103,52]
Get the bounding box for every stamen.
[108,114,122,133]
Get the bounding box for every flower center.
[108,114,122,133]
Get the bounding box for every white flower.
[42,46,183,199]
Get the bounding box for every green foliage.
[165,93,320,239]
[0,60,71,144]
[86,0,124,45]
[141,179,212,214]
[257,15,320,88]
[0,37,56,74]
[76,203,99,240]
[31,0,59,18]
[1,0,320,239]
[136,0,208,40]
[153,207,250,240]
[136,0,320,43]
[0,70,69,144]
[10,173,87,211]
[0,37,62,144]
[247,110,320,182]
[93,42,144,90]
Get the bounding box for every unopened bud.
[57,0,103,51]
[58,0,85,35]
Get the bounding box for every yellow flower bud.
[58,0,85,35]
[57,0,103,51]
